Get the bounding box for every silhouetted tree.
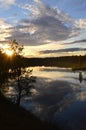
[8,68,36,106]
[0,40,36,105]
[9,39,24,56]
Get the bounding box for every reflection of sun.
[5,50,13,56]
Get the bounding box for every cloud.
[0,0,16,7]
[62,39,86,45]
[39,48,85,54]
[0,19,12,41]
[72,39,86,43]
[75,19,86,29]
[5,0,80,46]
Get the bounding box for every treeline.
[0,40,86,71]
[24,55,86,70]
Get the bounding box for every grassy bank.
[0,94,58,130]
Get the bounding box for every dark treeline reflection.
[24,55,86,70]
[0,40,36,106]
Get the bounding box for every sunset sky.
[0,0,86,57]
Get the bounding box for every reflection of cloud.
[34,79,73,106]
[76,92,86,101]
[39,67,71,73]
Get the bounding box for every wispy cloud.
[39,48,85,55]
[0,19,12,41]
[75,19,86,29]
[0,0,16,7]
[5,0,80,46]
[62,39,86,45]
[0,0,85,50]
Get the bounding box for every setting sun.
[1,44,14,56]
[5,50,13,56]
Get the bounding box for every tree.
[9,39,24,56]
[0,40,36,105]
[7,68,36,106]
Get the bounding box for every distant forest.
[23,55,86,70]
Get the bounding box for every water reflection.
[4,66,86,130]
[30,67,86,130]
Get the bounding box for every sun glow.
[5,50,13,56]
[1,44,14,56]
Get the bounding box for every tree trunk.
[16,76,21,106]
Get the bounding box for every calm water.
[6,67,86,130]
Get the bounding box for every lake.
[5,66,86,130]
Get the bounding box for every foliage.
[4,68,36,106]
[0,40,24,72]
[0,40,36,105]
[9,39,24,56]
